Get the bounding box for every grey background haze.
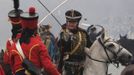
[0,0,134,75]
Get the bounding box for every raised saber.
[37,0,62,26]
[38,0,69,26]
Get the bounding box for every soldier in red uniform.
[10,7,60,75]
[3,6,23,75]
[4,9,23,64]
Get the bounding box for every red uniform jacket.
[10,36,60,75]
[3,38,17,74]
[0,65,5,75]
[3,38,13,64]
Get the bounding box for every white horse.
[83,32,132,75]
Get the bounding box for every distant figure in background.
[39,25,53,48]
[87,25,104,43]
[87,25,97,42]
[39,24,59,64]
[3,8,23,75]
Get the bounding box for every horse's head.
[117,34,134,56]
[85,29,132,66]
[103,39,132,65]
[117,34,128,45]
[117,34,128,48]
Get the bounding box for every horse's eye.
[107,43,115,48]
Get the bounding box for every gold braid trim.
[12,50,24,73]
[29,44,39,60]
[70,31,82,55]
[12,50,23,61]
[25,70,31,75]
[15,68,25,73]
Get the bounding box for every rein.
[85,53,108,63]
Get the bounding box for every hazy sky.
[0,0,134,75]
[1,0,134,48]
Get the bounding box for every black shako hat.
[65,9,82,22]
[20,7,39,29]
[8,9,23,25]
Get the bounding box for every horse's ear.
[102,33,105,39]
[97,32,105,43]
[124,34,128,38]
[119,34,122,38]
[95,25,105,42]
[99,31,106,43]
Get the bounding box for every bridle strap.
[99,38,123,68]
[98,38,113,63]
[85,38,112,63]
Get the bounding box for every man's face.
[42,28,49,32]
[66,21,78,30]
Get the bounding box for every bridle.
[86,37,123,75]
[98,38,123,63]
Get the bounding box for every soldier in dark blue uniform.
[57,9,92,75]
